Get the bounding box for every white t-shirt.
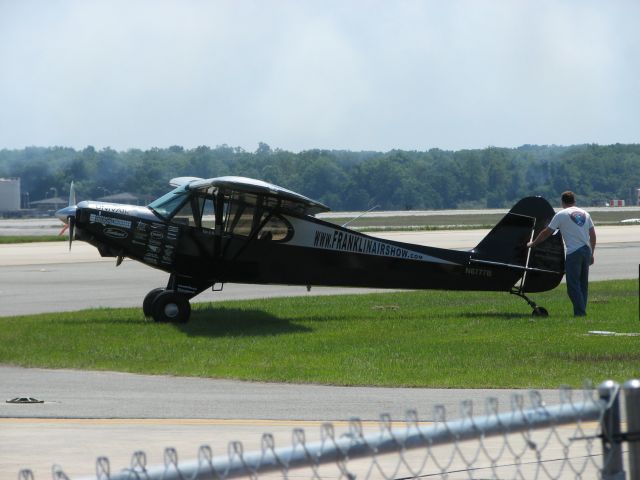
[548,206,594,255]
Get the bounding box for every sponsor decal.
[90,213,132,229]
[465,267,492,277]
[133,222,149,243]
[143,253,160,265]
[103,227,128,239]
[167,225,179,241]
[132,220,177,266]
[312,228,425,261]
[95,205,128,215]
[285,217,457,266]
[150,230,164,240]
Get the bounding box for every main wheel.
[151,291,191,323]
[143,288,165,318]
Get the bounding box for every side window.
[225,193,258,237]
[220,193,292,241]
[258,213,292,242]
[200,193,216,230]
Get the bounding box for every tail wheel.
[532,306,549,317]
[151,291,191,323]
[143,288,165,318]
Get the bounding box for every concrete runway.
[1,227,637,478]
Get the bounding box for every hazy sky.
[1,0,638,152]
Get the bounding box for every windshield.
[148,186,190,219]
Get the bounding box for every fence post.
[624,379,640,480]
[600,380,625,480]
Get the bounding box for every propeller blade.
[68,216,75,251]
[56,181,78,250]
[68,181,76,207]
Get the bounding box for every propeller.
[55,182,78,251]
[68,215,75,251]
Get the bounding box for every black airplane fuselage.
[58,177,565,322]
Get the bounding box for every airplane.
[55,176,565,323]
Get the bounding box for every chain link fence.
[17,379,640,480]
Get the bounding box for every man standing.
[527,191,596,316]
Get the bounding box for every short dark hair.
[561,191,575,205]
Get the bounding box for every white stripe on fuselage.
[285,217,458,265]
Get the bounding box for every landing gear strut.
[510,288,548,317]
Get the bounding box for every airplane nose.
[55,205,77,223]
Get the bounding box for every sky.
[0,0,638,153]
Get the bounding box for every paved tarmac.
[2,366,595,479]
[2,366,570,421]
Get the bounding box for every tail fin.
[472,196,564,293]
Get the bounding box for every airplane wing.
[186,176,331,215]
[169,177,204,187]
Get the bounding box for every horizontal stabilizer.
[470,258,562,276]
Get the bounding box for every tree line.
[1,143,639,210]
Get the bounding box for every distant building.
[0,178,21,211]
[30,196,67,214]
[637,188,640,206]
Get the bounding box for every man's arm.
[527,226,554,248]
[589,226,596,264]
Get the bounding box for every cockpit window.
[149,186,215,229]
[172,196,203,226]
[149,186,292,240]
[148,186,190,219]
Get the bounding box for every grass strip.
[1,280,638,389]
[0,235,66,244]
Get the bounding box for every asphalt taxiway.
[2,366,581,479]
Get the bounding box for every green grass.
[0,235,66,244]
[1,280,638,388]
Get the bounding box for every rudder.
[472,197,564,293]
